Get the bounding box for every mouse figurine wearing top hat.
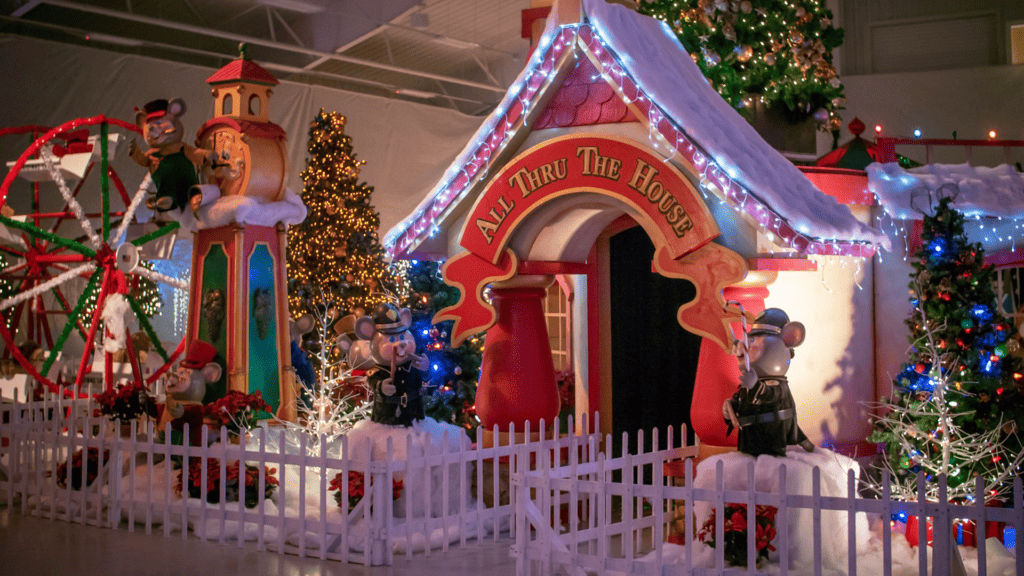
[128,98,211,214]
[723,308,815,457]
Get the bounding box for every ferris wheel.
[0,115,188,395]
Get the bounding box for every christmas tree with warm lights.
[869,194,1024,503]
[287,110,405,325]
[636,0,845,126]
[403,260,483,439]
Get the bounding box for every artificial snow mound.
[169,187,307,232]
[345,418,473,519]
[692,447,871,572]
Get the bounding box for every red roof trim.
[206,59,279,86]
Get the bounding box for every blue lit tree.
[870,195,1024,503]
[403,260,483,439]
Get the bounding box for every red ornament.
[915,363,927,373]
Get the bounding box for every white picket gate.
[514,429,1024,576]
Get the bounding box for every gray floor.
[0,506,517,576]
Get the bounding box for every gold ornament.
[739,0,752,12]
[764,52,776,65]
[734,44,753,62]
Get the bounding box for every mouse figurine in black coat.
[723,308,815,457]
[353,303,429,427]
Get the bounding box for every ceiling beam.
[0,14,498,109]
[37,0,508,94]
[11,0,44,18]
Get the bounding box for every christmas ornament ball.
[739,0,752,12]
[454,366,462,376]
[734,44,754,62]
[763,52,776,65]
[1008,338,1020,353]
[811,108,830,124]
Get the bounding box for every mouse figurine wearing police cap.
[353,303,430,427]
[723,308,815,457]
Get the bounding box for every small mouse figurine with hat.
[162,340,223,445]
[353,303,429,426]
[128,98,212,214]
[723,308,814,457]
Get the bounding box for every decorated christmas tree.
[870,194,1024,502]
[287,110,406,325]
[403,260,483,438]
[636,0,845,126]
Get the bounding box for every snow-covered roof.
[384,0,890,258]
[867,162,1024,220]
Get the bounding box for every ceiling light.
[254,0,325,14]
[84,32,143,47]
[396,88,437,99]
[432,36,479,50]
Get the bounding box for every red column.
[690,285,769,447]
[476,286,560,431]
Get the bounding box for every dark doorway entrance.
[609,225,701,458]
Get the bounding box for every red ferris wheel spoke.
[38,301,55,349]
[73,268,111,389]
[146,339,184,386]
[107,162,131,209]
[40,272,98,378]
[51,286,88,341]
[0,262,28,276]
[48,161,95,236]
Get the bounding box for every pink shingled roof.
[534,57,635,129]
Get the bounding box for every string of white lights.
[41,152,102,248]
[0,263,97,311]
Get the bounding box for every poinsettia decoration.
[697,503,778,567]
[174,457,278,508]
[54,447,111,490]
[202,390,271,437]
[93,381,157,422]
[329,470,403,512]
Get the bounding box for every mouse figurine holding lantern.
[723,308,815,457]
[353,303,430,427]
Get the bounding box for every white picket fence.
[514,430,1024,576]
[0,390,607,567]
[4,390,1024,575]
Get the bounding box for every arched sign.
[460,134,719,263]
[437,134,746,349]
